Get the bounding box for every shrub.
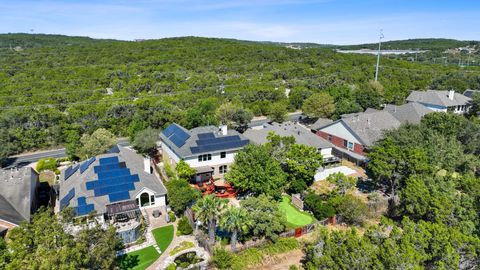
[166,263,176,270]
[164,162,176,179]
[212,248,233,270]
[177,216,193,235]
[168,211,176,222]
[36,158,58,172]
[304,192,336,220]
[337,194,369,225]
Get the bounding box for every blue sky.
[0,0,479,44]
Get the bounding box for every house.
[243,122,337,163]
[463,89,480,99]
[406,90,471,114]
[59,146,167,243]
[0,167,39,235]
[159,123,250,183]
[313,110,402,164]
[384,102,434,124]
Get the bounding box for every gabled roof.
[406,90,471,107]
[59,146,167,217]
[243,122,332,149]
[319,110,401,147]
[0,167,38,225]
[310,118,333,131]
[159,123,250,158]
[384,103,434,124]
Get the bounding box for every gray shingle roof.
[59,146,167,216]
[0,167,38,225]
[384,103,434,124]
[340,110,401,146]
[243,122,332,149]
[311,118,333,131]
[406,90,471,107]
[159,123,250,158]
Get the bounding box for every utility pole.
[374,30,384,82]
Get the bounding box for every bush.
[36,158,58,172]
[212,248,233,270]
[164,162,176,179]
[177,216,193,235]
[168,211,176,222]
[337,194,369,225]
[166,263,176,270]
[165,179,201,215]
[304,192,336,220]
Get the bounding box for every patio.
[314,166,357,181]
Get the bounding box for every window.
[198,154,212,162]
[327,135,332,142]
[343,139,348,148]
[220,152,226,158]
[348,142,354,150]
[150,195,155,205]
[219,165,228,174]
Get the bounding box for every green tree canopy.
[165,178,201,215]
[78,128,116,159]
[225,144,287,198]
[175,160,196,181]
[193,195,227,243]
[302,92,335,119]
[131,127,159,156]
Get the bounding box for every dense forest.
[1,34,480,163]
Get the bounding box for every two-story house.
[406,90,471,114]
[159,123,250,183]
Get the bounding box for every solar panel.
[77,197,87,205]
[162,124,177,137]
[198,132,215,139]
[60,188,75,209]
[190,139,249,154]
[75,204,95,216]
[64,164,79,181]
[196,135,241,146]
[109,191,131,202]
[99,157,119,165]
[80,157,96,173]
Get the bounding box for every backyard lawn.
[279,195,315,228]
[152,224,174,252]
[117,246,160,270]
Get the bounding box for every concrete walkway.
[147,220,179,270]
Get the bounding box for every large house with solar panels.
[59,146,167,243]
[159,123,250,182]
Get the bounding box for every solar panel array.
[60,188,75,209]
[85,157,140,204]
[162,123,191,148]
[190,134,249,154]
[80,157,96,173]
[64,164,79,181]
[75,196,95,216]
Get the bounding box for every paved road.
[2,139,130,169]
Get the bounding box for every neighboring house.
[463,89,480,99]
[313,110,402,164]
[159,123,250,183]
[59,146,167,243]
[384,102,434,124]
[0,167,39,234]
[243,122,336,162]
[406,90,471,114]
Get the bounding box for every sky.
[0,0,479,44]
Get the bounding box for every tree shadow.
[117,254,140,270]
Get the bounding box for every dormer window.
[198,154,212,162]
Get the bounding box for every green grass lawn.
[279,195,315,228]
[152,224,174,252]
[116,246,160,270]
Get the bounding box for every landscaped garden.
[116,246,160,270]
[152,224,175,252]
[117,224,175,270]
[278,195,315,228]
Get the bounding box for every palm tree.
[220,207,252,252]
[192,195,226,244]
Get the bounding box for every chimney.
[448,90,455,100]
[143,157,151,174]
[219,125,228,136]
